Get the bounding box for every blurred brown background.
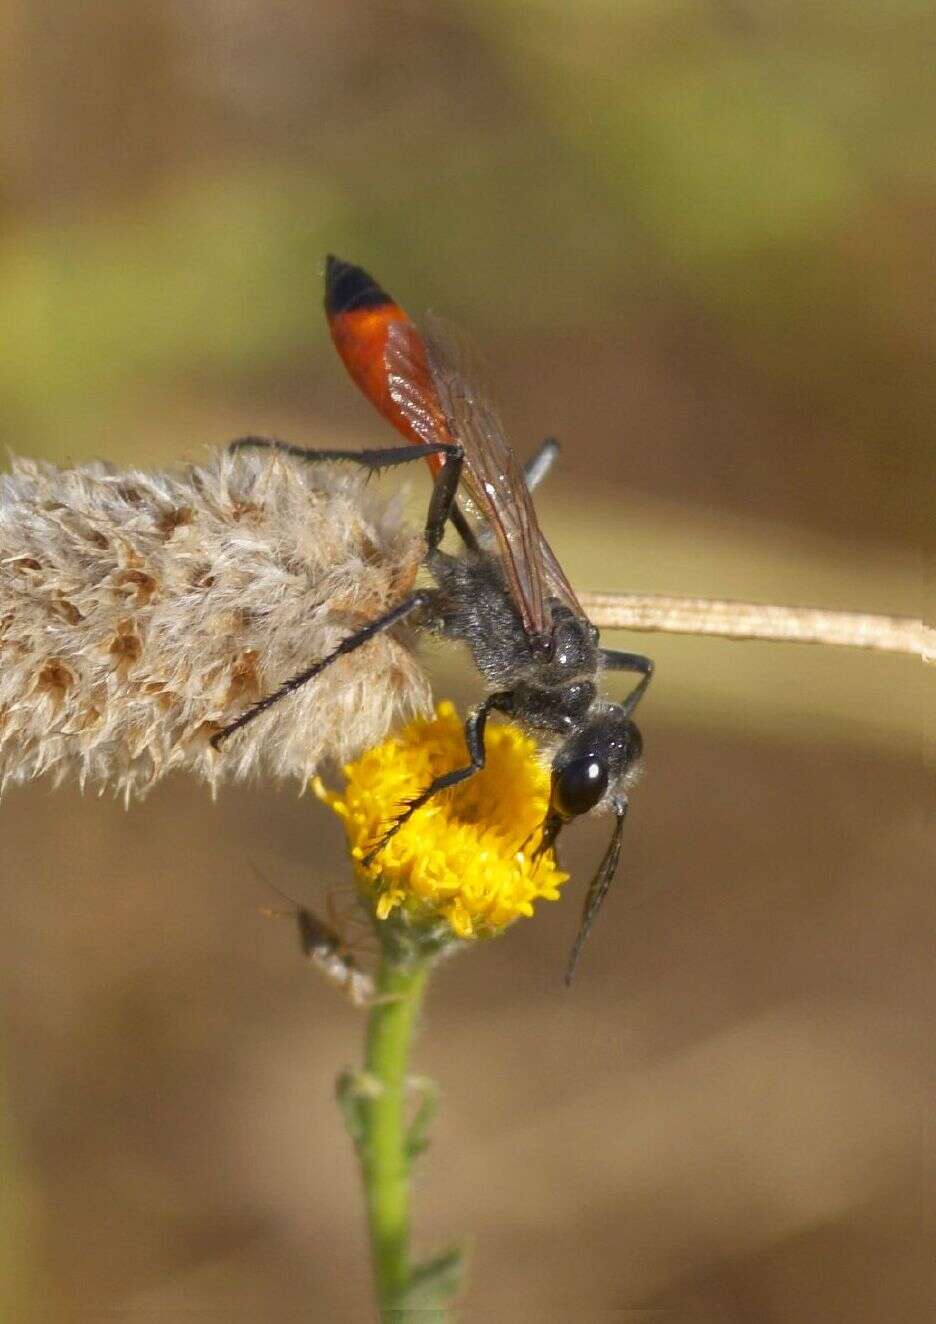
[0,3,929,1320]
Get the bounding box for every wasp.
[215,258,654,981]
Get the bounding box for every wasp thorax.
[534,607,599,686]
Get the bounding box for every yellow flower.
[314,701,568,940]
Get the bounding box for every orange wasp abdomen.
[324,256,450,475]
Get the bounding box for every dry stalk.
[578,592,927,659]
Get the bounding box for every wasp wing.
[384,313,586,640]
[383,318,455,457]
[538,535,588,623]
[428,314,589,634]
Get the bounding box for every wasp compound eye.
[553,756,609,819]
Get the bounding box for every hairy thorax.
[426,548,599,730]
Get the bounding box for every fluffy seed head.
[0,449,430,798]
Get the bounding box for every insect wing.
[426,314,591,636]
[384,306,588,638]
[417,314,547,638]
[538,535,587,623]
[383,318,455,460]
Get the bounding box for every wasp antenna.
[324,256,394,316]
[564,799,628,986]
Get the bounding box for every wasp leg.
[362,691,513,865]
[228,434,461,473]
[229,434,479,552]
[565,796,629,986]
[211,587,436,749]
[600,650,654,716]
[421,442,464,552]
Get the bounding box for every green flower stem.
[360,948,432,1320]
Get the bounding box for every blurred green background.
[0,3,928,1321]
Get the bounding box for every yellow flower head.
[314,701,568,940]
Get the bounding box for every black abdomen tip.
[324,255,394,316]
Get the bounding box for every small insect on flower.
[254,863,380,1008]
[216,258,655,981]
[0,449,429,798]
[294,906,379,1008]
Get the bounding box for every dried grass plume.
[0,449,430,799]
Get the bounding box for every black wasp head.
[550,705,643,823]
[542,705,644,984]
